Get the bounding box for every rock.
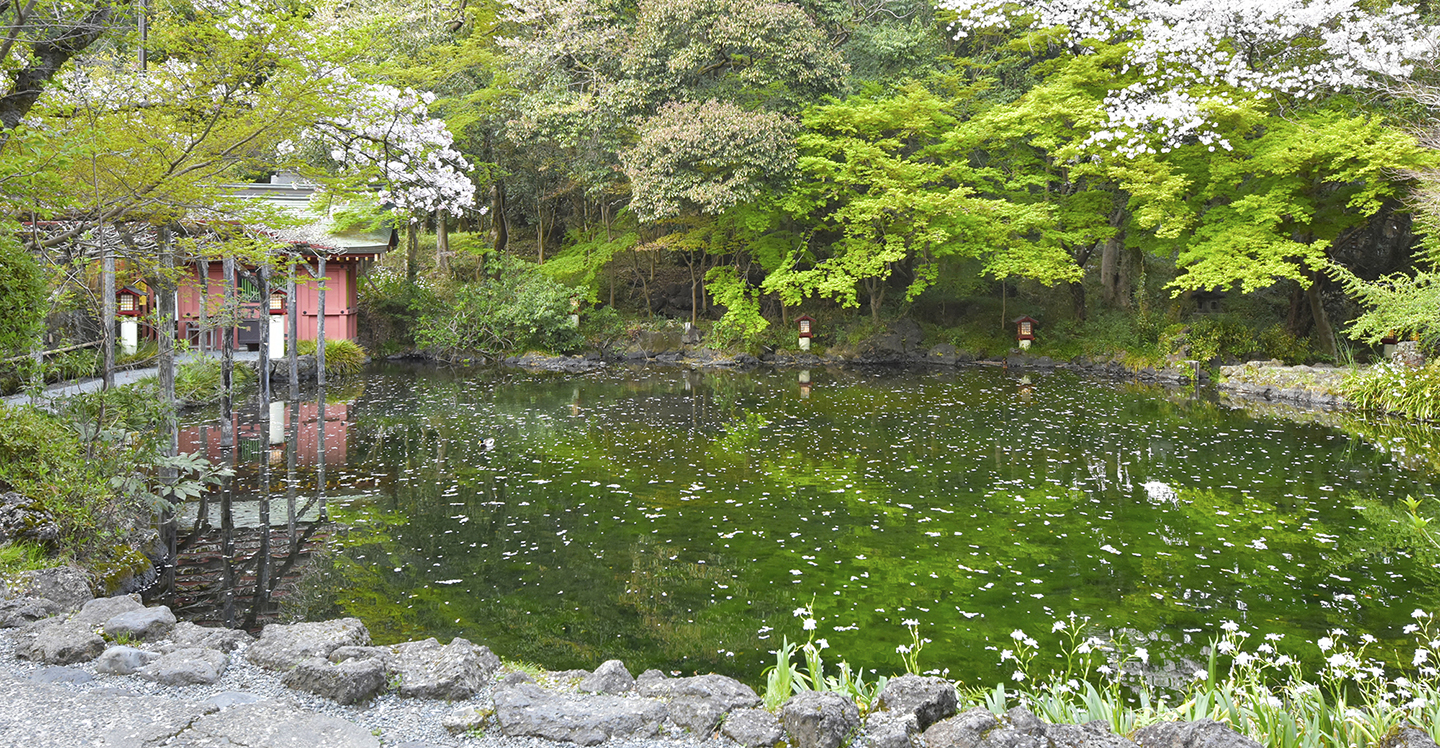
[681,324,704,346]
[392,637,501,700]
[0,491,60,547]
[492,682,668,746]
[864,710,921,748]
[247,617,370,670]
[636,330,683,354]
[664,673,763,733]
[0,673,218,746]
[579,658,635,694]
[329,644,388,663]
[5,566,92,610]
[927,343,959,365]
[923,706,1002,748]
[1005,707,1046,736]
[14,618,105,664]
[500,671,536,686]
[1134,719,1263,748]
[178,700,380,747]
[23,665,94,685]
[1047,721,1141,748]
[95,645,161,675]
[1376,726,1440,748]
[635,668,668,696]
[137,647,228,686]
[167,620,254,652]
[1394,341,1426,368]
[281,656,385,705]
[877,674,958,730]
[550,668,592,681]
[781,691,861,748]
[205,691,269,710]
[103,604,176,641]
[0,596,63,628]
[74,594,144,626]
[722,707,785,748]
[442,705,490,734]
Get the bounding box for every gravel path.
[0,626,734,748]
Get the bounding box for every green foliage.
[169,357,256,404]
[0,541,56,576]
[296,339,368,378]
[541,228,639,302]
[1340,361,1440,421]
[705,266,770,346]
[0,238,46,355]
[108,451,233,514]
[1160,316,1257,364]
[1330,262,1440,350]
[413,257,584,358]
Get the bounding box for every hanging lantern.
[1012,316,1038,350]
[268,288,287,315]
[116,286,145,317]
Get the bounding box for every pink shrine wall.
[175,259,360,346]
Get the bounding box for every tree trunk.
[287,265,298,400]
[536,196,545,265]
[257,264,270,403]
[1099,236,1130,309]
[405,222,419,284]
[220,255,234,449]
[1069,281,1087,321]
[867,277,884,324]
[156,226,177,461]
[436,210,449,273]
[316,255,327,388]
[197,259,209,354]
[1306,272,1338,359]
[102,243,115,389]
[491,181,508,260]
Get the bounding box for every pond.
[162,362,1440,689]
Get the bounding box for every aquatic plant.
[1341,361,1440,422]
[761,602,887,712]
[297,339,367,378]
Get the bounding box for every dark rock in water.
[681,325,704,346]
[95,645,161,675]
[927,344,959,365]
[268,354,319,386]
[14,618,105,664]
[506,352,607,373]
[635,330,683,354]
[877,674,957,731]
[75,594,144,626]
[781,691,861,748]
[24,665,94,685]
[5,566,93,610]
[858,319,925,362]
[246,618,370,671]
[138,647,229,686]
[1134,719,1262,748]
[579,659,635,694]
[0,491,60,547]
[722,707,785,748]
[103,605,176,641]
[662,673,762,732]
[281,656,385,705]
[492,683,667,746]
[863,711,921,748]
[0,596,64,628]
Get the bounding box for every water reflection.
[161,365,1440,687]
[157,390,342,630]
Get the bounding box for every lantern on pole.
[267,289,287,315]
[1382,331,1399,360]
[267,289,287,359]
[1012,316,1038,350]
[116,286,145,356]
[796,315,816,352]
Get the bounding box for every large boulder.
[864,711,921,748]
[1047,721,1142,748]
[103,605,176,641]
[179,700,379,748]
[922,706,1002,748]
[877,674,958,730]
[13,618,105,664]
[281,656,386,705]
[663,674,762,733]
[492,683,668,746]
[723,707,785,748]
[74,594,144,626]
[781,691,861,748]
[0,491,60,547]
[247,618,370,670]
[579,659,635,695]
[167,620,254,652]
[4,566,92,610]
[1134,720,1263,748]
[0,596,63,628]
[1376,726,1440,748]
[95,645,161,675]
[331,637,501,700]
[137,647,229,686]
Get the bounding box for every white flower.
[1221,620,1240,633]
[803,619,817,631]
[1052,620,1067,633]
[794,608,808,617]
[1012,670,1026,682]
[816,639,829,650]
[1414,609,1429,619]
[1134,647,1149,664]
[1318,637,1334,652]
[1011,629,1026,641]
[1217,640,1236,654]
[1415,649,1431,666]
[897,644,911,655]
[902,619,919,627]
[1000,649,1015,662]
[1193,670,1208,682]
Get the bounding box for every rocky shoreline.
[4,568,1432,748]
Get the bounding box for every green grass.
[0,540,61,576]
[1340,360,1440,421]
[296,339,367,378]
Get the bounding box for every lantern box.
[268,289,287,315]
[1012,315,1038,342]
[116,286,145,317]
[796,315,816,339]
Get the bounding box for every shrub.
[412,256,584,358]
[1340,360,1440,421]
[296,339,367,378]
[0,238,45,355]
[1160,316,1256,363]
[170,357,256,404]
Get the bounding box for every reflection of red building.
[179,402,349,466]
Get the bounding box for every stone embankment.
[6,566,1429,748]
[1214,360,1350,410]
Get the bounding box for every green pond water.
[173,363,1440,689]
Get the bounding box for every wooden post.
[287,263,298,400]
